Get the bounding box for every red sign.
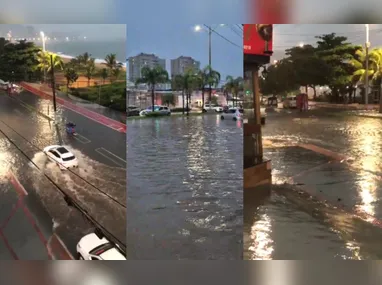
[243,24,273,56]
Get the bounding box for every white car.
[43,145,78,170]
[221,107,243,121]
[76,233,126,260]
[139,105,171,116]
[203,104,223,113]
[283,97,297,108]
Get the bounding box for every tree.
[37,51,64,73]
[136,66,169,112]
[224,76,243,106]
[63,66,79,94]
[285,45,330,99]
[172,74,187,114]
[111,66,122,83]
[203,65,221,104]
[84,58,96,86]
[314,33,361,102]
[100,68,108,84]
[171,68,197,115]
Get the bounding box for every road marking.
[8,170,28,197]
[14,109,23,116]
[73,133,91,144]
[95,147,126,167]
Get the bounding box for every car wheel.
[233,117,237,121]
[261,117,266,125]
[77,252,84,260]
[221,116,224,120]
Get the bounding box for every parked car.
[221,107,243,121]
[76,233,126,260]
[283,96,297,108]
[203,104,223,113]
[139,105,171,116]
[127,106,140,117]
[43,145,78,170]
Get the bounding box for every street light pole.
[40,31,47,83]
[50,55,57,113]
[365,24,370,106]
[208,25,212,106]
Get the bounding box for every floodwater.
[245,108,382,260]
[127,115,242,259]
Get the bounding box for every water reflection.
[348,120,379,218]
[249,213,273,260]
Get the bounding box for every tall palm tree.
[203,65,221,105]
[172,74,186,114]
[352,48,382,111]
[100,68,108,84]
[224,76,244,107]
[194,70,208,110]
[136,66,169,112]
[84,58,96,86]
[37,51,64,72]
[172,69,197,115]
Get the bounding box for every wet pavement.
[0,91,126,258]
[127,115,242,259]
[245,107,382,259]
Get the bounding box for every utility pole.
[50,55,57,112]
[365,24,370,106]
[208,26,212,106]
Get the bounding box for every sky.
[127,24,243,82]
[0,24,126,41]
[272,24,382,60]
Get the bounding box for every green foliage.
[64,67,79,90]
[0,38,42,81]
[223,75,243,106]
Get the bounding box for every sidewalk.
[309,101,379,111]
[19,82,126,133]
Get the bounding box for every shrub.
[171,107,191,112]
[145,112,169,117]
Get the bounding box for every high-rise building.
[170,56,200,78]
[127,53,166,82]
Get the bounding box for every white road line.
[95,148,126,167]
[73,133,91,144]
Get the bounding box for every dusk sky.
[128,24,382,82]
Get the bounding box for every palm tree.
[84,58,96,86]
[100,68,108,85]
[37,51,64,73]
[224,76,244,107]
[111,66,122,82]
[136,66,169,112]
[352,48,382,111]
[203,65,221,105]
[63,66,79,94]
[194,70,208,110]
[172,74,186,114]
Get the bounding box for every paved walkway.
[309,101,379,110]
[19,82,126,133]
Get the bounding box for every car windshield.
[62,156,75,161]
[229,109,236,113]
[56,147,69,154]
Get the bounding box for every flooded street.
[0,92,126,256]
[245,108,382,259]
[127,115,242,259]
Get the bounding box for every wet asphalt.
[127,114,242,259]
[245,107,382,259]
[0,91,126,258]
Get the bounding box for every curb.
[10,95,53,122]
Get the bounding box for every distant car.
[221,107,243,121]
[139,105,171,116]
[283,97,297,108]
[76,233,126,260]
[127,106,140,117]
[203,104,223,113]
[43,145,78,170]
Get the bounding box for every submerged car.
[43,145,78,170]
[221,107,243,121]
[203,104,223,113]
[139,105,171,116]
[76,233,126,260]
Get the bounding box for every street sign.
[243,24,273,57]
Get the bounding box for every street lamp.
[40,31,47,83]
[365,24,370,106]
[194,24,225,106]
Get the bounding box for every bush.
[171,107,191,112]
[145,112,169,117]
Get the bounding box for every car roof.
[56,147,69,154]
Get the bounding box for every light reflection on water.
[249,213,273,260]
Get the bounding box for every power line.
[205,25,241,49]
[0,120,126,252]
[229,25,242,38]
